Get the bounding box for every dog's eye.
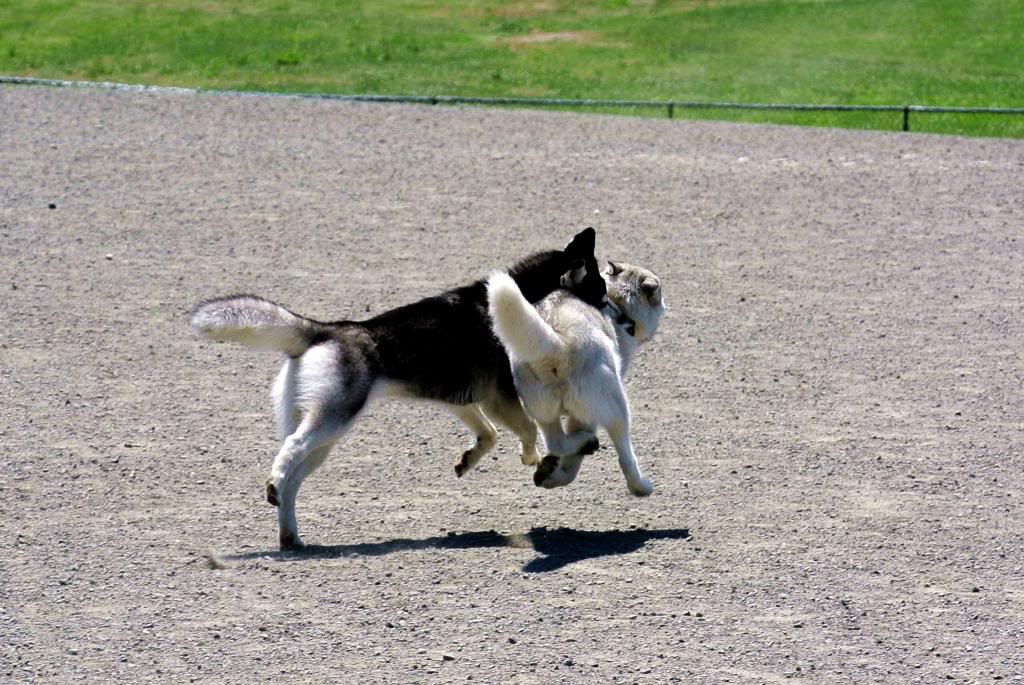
[641,280,660,297]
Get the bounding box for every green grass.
[2,0,1023,137]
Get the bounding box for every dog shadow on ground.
[226,526,689,573]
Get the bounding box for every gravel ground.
[2,84,1023,684]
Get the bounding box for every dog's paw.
[578,436,600,456]
[279,531,305,551]
[266,479,280,507]
[534,455,579,489]
[454,449,479,478]
[628,477,654,497]
[521,448,541,467]
[533,455,561,488]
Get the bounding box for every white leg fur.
[531,417,599,488]
[536,413,593,483]
[533,365,652,494]
[565,416,594,434]
[606,417,653,497]
[276,444,333,548]
[266,415,353,547]
[538,415,594,486]
[537,418,597,458]
[268,420,340,490]
[537,452,586,488]
[272,357,299,441]
[584,365,652,496]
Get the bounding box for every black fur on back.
[336,228,605,405]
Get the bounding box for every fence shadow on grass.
[226,526,689,573]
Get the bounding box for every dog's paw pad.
[578,437,600,456]
[266,480,280,507]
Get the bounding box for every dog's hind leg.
[533,451,585,489]
[266,339,376,547]
[266,416,343,505]
[533,414,595,487]
[451,404,498,477]
[266,407,360,549]
[537,418,598,459]
[605,414,653,498]
[481,398,541,466]
[587,371,652,496]
[532,418,600,488]
[565,415,598,453]
[272,357,300,441]
[275,444,333,550]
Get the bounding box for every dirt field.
[2,84,1022,684]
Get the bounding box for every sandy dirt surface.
[2,84,1023,684]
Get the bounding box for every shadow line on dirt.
[226,526,690,573]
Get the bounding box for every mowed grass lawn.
[3,0,1023,137]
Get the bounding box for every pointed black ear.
[564,227,596,257]
[606,260,624,276]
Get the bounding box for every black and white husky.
[192,229,606,549]
[487,261,664,496]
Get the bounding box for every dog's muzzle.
[603,301,636,338]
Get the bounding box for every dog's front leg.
[450,404,498,477]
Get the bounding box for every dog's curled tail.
[191,295,329,357]
[487,271,563,363]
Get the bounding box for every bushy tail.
[487,272,563,363]
[191,295,329,357]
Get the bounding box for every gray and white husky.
[192,229,607,549]
[487,261,664,496]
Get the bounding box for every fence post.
[668,102,674,119]
[902,106,910,132]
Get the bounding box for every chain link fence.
[4,76,1023,139]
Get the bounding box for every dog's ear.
[559,258,587,288]
[641,278,662,303]
[564,227,596,257]
[606,260,624,276]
